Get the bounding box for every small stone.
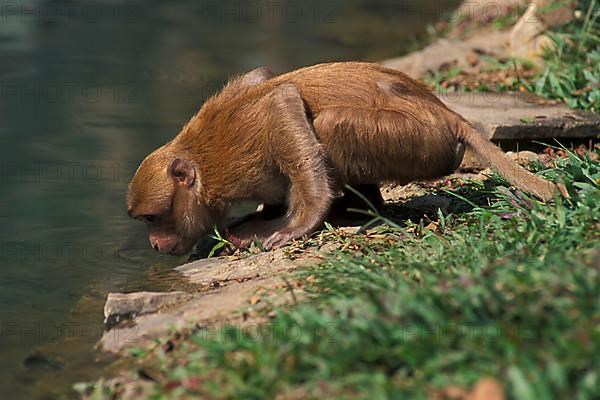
[506,150,539,165]
[443,385,468,399]
[466,51,479,66]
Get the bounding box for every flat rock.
[381,0,573,79]
[441,92,600,140]
[382,32,509,78]
[176,247,322,287]
[98,248,323,354]
[98,279,279,353]
[104,291,192,327]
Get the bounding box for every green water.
[0,0,457,397]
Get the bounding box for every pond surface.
[0,0,456,397]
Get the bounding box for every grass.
[526,0,600,112]
[425,0,599,113]
[83,147,600,399]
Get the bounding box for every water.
[0,0,456,397]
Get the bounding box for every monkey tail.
[456,118,560,201]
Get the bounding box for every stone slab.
[441,92,600,140]
[98,278,280,354]
[98,247,326,353]
[103,291,192,327]
[381,33,508,79]
[175,247,322,286]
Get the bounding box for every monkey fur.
[127,62,561,255]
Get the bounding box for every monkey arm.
[256,84,334,249]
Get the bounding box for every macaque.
[127,62,561,255]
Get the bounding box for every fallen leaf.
[425,222,439,232]
[467,377,505,400]
[444,385,468,398]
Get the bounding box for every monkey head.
[127,148,215,255]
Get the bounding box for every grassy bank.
[85,147,599,399]
[528,0,599,111]
[426,0,599,113]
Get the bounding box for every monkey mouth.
[165,245,186,256]
[168,240,197,256]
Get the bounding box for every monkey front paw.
[224,229,244,247]
[263,230,297,250]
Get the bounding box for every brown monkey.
[127,62,561,255]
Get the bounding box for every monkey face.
[127,152,214,256]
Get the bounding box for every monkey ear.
[168,158,196,187]
[238,67,274,87]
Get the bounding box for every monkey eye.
[140,214,156,223]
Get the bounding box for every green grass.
[425,0,599,112]
[86,147,600,400]
[526,0,600,112]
